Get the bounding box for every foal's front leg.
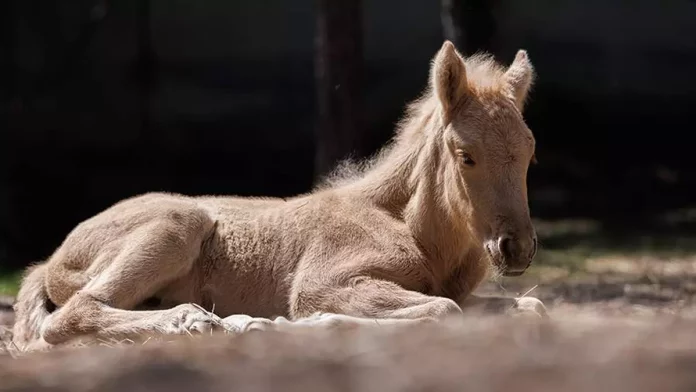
[220,312,427,333]
[290,276,463,323]
[219,277,458,333]
[216,277,460,333]
[219,291,548,334]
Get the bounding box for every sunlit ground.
[530,212,696,280]
[479,207,696,314]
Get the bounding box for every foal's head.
[429,41,537,276]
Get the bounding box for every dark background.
[1,0,695,270]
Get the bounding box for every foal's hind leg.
[41,213,220,345]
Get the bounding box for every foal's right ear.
[431,41,469,124]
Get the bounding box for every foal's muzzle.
[488,234,537,276]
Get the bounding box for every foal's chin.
[490,257,530,277]
[502,269,527,277]
[500,261,531,277]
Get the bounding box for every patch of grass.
[530,218,696,279]
[0,270,22,297]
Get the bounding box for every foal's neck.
[343,108,476,269]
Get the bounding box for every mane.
[314,145,396,190]
[314,52,508,191]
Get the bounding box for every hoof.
[508,297,549,319]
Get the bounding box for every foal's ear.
[431,41,469,124]
[504,49,535,111]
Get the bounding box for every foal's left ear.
[504,49,535,112]
[431,41,469,124]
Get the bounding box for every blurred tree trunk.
[136,0,156,136]
[441,0,497,55]
[313,0,364,181]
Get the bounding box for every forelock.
[463,53,508,93]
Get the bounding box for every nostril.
[498,236,514,260]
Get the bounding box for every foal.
[13,41,544,351]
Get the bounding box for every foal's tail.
[11,262,54,351]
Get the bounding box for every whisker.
[519,284,539,299]
[509,284,539,311]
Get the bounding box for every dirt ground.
[2,310,696,392]
[3,267,696,392]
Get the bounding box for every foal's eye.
[461,153,476,166]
